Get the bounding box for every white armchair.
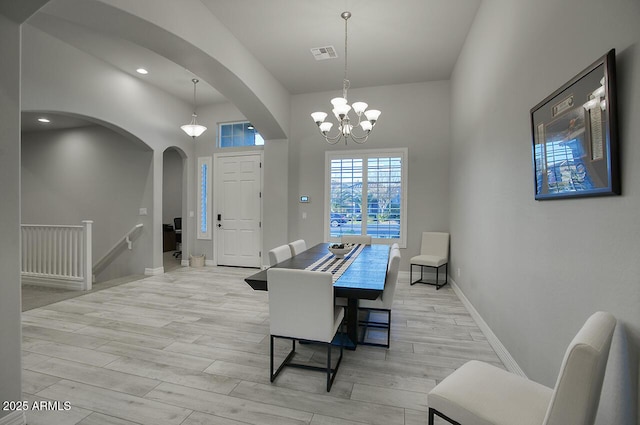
[288,239,307,256]
[267,268,345,391]
[410,231,449,289]
[268,244,292,266]
[427,311,616,425]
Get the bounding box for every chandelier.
[311,11,381,145]
[181,78,207,138]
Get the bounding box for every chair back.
[174,217,182,230]
[268,245,292,266]
[288,239,307,256]
[543,311,616,425]
[342,235,372,245]
[420,232,449,259]
[380,247,401,309]
[267,268,336,342]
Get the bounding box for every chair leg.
[412,264,449,289]
[270,336,296,383]
[326,342,332,392]
[270,328,343,392]
[429,408,461,425]
[386,309,391,348]
[357,308,391,348]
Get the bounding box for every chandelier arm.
[318,127,343,144]
[347,130,371,144]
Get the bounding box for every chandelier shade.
[182,78,207,139]
[311,11,381,145]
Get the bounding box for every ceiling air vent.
[310,46,338,61]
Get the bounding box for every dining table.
[244,242,390,349]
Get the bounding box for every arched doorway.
[162,146,186,272]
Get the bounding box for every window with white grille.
[325,148,407,246]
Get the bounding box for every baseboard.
[448,277,527,378]
[0,411,26,425]
[21,275,84,291]
[205,259,216,266]
[399,270,526,378]
[144,266,164,275]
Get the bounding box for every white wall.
[289,81,451,269]
[22,125,154,281]
[0,13,24,424]
[450,0,640,422]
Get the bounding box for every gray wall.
[22,125,154,281]
[289,81,451,269]
[450,0,640,422]
[21,24,198,273]
[0,12,23,424]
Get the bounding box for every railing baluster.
[20,222,91,288]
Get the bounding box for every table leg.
[345,297,359,350]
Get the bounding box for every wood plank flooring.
[21,265,504,425]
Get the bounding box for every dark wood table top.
[244,243,389,300]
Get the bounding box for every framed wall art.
[530,49,620,200]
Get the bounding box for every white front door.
[215,153,262,267]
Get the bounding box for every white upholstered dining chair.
[288,239,307,256]
[342,235,372,245]
[427,311,616,425]
[268,244,292,266]
[358,243,401,348]
[410,231,449,289]
[267,268,345,391]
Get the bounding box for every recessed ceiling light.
[37,118,50,123]
[136,68,148,75]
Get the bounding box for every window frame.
[197,156,212,240]
[324,148,408,248]
[217,121,264,149]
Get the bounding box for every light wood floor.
[21,265,503,425]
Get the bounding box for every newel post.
[82,220,93,290]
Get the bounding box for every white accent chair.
[288,239,307,256]
[268,244,292,266]
[267,268,345,392]
[342,235,372,245]
[358,243,400,348]
[427,311,616,425]
[410,232,449,289]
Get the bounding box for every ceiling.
[24,0,481,128]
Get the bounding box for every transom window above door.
[218,121,265,148]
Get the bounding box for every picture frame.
[530,49,620,200]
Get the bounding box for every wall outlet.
[457,268,461,278]
[302,212,307,219]
[139,208,147,216]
